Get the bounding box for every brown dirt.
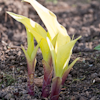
[0,0,100,100]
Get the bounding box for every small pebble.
[20,94,31,100]
[13,88,19,96]
[22,78,27,82]
[94,77,100,83]
[91,73,98,78]
[90,96,97,100]
[89,64,93,67]
[1,84,5,88]
[10,98,15,100]
[18,79,22,83]
[20,70,24,74]
[86,91,89,96]
[21,89,28,94]
[4,93,12,100]
[0,91,7,98]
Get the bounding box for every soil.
[0,0,100,100]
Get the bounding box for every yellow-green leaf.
[55,34,70,53]
[40,38,51,62]
[31,40,41,61]
[7,11,47,42]
[26,28,34,58]
[63,57,80,75]
[21,45,31,62]
[56,36,81,77]
[22,0,68,40]
[62,57,79,84]
[47,37,57,75]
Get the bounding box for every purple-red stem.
[62,67,72,85]
[27,73,34,95]
[50,77,62,100]
[27,60,35,96]
[42,58,52,97]
[42,69,53,97]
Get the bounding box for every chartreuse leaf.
[21,28,41,64]
[63,57,80,74]
[21,29,33,63]
[6,11,47,42]
[94,44,100,51]
[22,0,57,39]
[55,33,70,53]
[47,36,81,78]
[41,33,58,62]
[40,38,51,62]
[26,29,34,58]
[56,36,81,77]
[31,40,41,61]
[22,0,69,40]
[21,45,31,62]
[62,57,80,84]
[51,33,58,48]
[47,37,57,75]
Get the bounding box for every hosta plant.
[7,0,81,99]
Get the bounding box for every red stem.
[50,77,62,100]
[42,58,53,97]
[27,73,34,96]
[27,59,35,96]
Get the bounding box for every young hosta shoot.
[7,0,81,99]
[21,29,40,96]
[47,36,81,100]
[7,11,55,97]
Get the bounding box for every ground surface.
[0,0,100,100]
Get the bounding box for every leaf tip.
[21,44,23,48]
[77,36,82,41]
